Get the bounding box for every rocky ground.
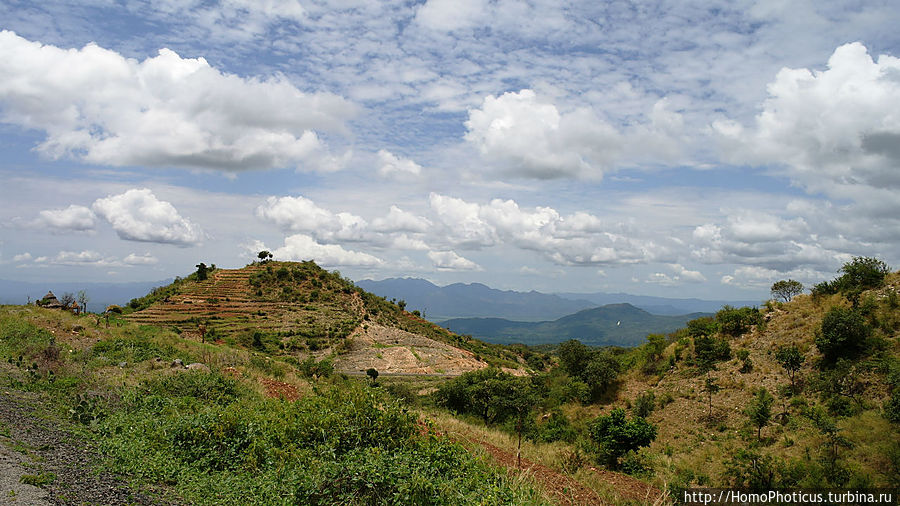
[0,389,171,505]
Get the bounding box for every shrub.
[816,307,870,364]
[686,316,718,337]
[716,305,762,336]
[588,408,657,469]
[633,391,656,418]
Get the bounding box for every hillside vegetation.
[423,258,900,499]
[123,260,528,374]
[0,304,547,505]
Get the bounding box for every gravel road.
[0,389,168,505]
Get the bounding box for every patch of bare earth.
[259,378,301,401]
[333,322,488,375]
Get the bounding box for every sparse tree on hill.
[746,388,774,440]
[258,250,273,263]
[771,279,803,302]
[702,375,720,417]
[775,345,805,392]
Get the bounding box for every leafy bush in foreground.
[99,377,538,505]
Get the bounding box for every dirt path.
[0,389,172,505]
[448,429,664,506]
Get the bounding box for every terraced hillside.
[124,261,523,374]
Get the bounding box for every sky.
[1,0,899,300]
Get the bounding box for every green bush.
[816,307,870,364]
[588,408,657,469]
[716,305,762,336]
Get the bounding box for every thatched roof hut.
[40,291,64,309]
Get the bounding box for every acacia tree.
[771,279,803,302]
[257,250,273,263]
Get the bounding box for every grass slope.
[0,305,547,505]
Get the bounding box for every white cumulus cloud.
[715,42,900,198]
[0,31,355,172]
[271,234,383,267]
[377,150,423,179]
[427,250,481,271]
[123,252,159,265]
[92,189,203,246]
[36,205,96,231]
[465,89,684,179]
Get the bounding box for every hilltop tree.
[195,262,209,281]
[746,388,774,440]
[775,345,805,392]
[771,279,803,302]
[257,250,273,262]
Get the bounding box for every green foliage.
[195,262,209,281]
[633,390,656,418]
[771,279,804,302]
[583,351,621,399]
[20,472,56,487]
[686,316,718,337]
[715,305,762,337]
[722,450,804,490]
[434,368,536,425]
[97,382,537,504]
[811,256,890,304]
[775,345,805,391]
[816,306,870,364]
[587,408,657,469]
[839,256,891,292]
[694,334,731,373]
[557,339,592,377]
[745,388,774,440]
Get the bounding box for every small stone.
[171,358,184,368]
[186,363,210,372]
[118,362,127,368]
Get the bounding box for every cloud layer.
[0,31,355,171]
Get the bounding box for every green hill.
[441,303,709,347]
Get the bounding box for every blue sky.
[1,0,899,299]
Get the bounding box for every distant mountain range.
[357,277,761,321]
[0,279,172,313]
[440,303,708,347]
[356,278,596,322]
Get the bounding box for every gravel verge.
[0,389,171,505]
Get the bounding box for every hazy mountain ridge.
[356,277,597,321]
[358,277,758,321]
[441,303,708,347]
